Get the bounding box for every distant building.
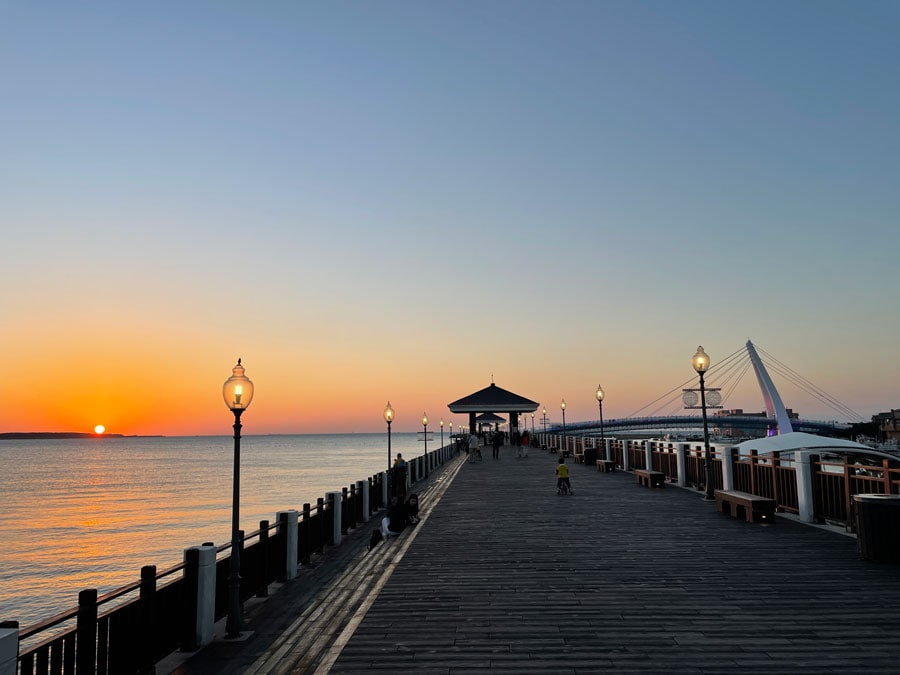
[711,409,799,438]
[872,409,900,443]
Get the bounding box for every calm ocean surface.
[0,433,433,629]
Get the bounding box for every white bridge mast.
[746,340,793,434]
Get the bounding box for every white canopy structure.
[737,432,870,454]
[737,432,899,462]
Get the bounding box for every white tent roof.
[736,431,871,453]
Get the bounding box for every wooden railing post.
[749,450,758,495]
[275,513,287,583]
[317,497,326,553]
[258,519,270,594]
[772,451,782,507]
[138,565,156,673]
[358,480,370,523]
[76,589,98,673]
[181,548,200,651]
[341,487,350,534]
[299,503,312,565]
[350,483,362,528]
[327,492,342,546]
[844,456,854,521]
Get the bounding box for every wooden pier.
[170,447,900,674]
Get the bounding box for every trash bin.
[583,448,597,466]
[853,494,900,563]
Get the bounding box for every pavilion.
[447,382,540,435]
[475,412,505,433]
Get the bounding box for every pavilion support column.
[469,412,476,434]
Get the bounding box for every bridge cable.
[754,344,865,422]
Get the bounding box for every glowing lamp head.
[422,413,428,427]
[383,402,394,424]
[692,346,711,374]
[596,385,605,403]
[223,358,254,411]
[561,399,566,411]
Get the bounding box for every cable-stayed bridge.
[553,340,864,438]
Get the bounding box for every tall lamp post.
[561,399,567,456]
[595,384,605,445]
[692,346,714,501]
[384,402,394,499]
[422,413,429,478]
[542,407,548,432]
[440,418,444,451]
[223,358,254,639]
[531,412,535,435]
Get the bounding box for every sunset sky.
[3,1,898,436]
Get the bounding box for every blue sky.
[2,1,898,434]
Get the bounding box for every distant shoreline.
[0,432,163,440]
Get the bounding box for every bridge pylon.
[746,340,794,435]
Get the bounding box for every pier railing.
[9,442,459,675]
[537,433,900,528]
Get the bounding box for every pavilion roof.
[447,383,539,414]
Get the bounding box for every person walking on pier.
[491,431,502,459]
[468,434,482,463]
[392,454,408,498]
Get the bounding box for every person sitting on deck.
[404,493,420,525]
[381,494,419,538]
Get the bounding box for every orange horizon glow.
[5,340,893,438]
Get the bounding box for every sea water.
[0,433,431,629]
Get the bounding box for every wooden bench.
[596,459,615,473]
[634,469,665,488]
[714,489,776,524]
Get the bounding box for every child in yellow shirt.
[556,457,573,495]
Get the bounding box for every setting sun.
[94,425,106,435]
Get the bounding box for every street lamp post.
[692,346,715,501]
[531,412,535,435]
[223,358,254,639]
[561,399,567,456]
[542,407,548,432]
[440,418,444,454]
[422,413,429,478]
[595,384,605,445]
[384,402,394,500]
